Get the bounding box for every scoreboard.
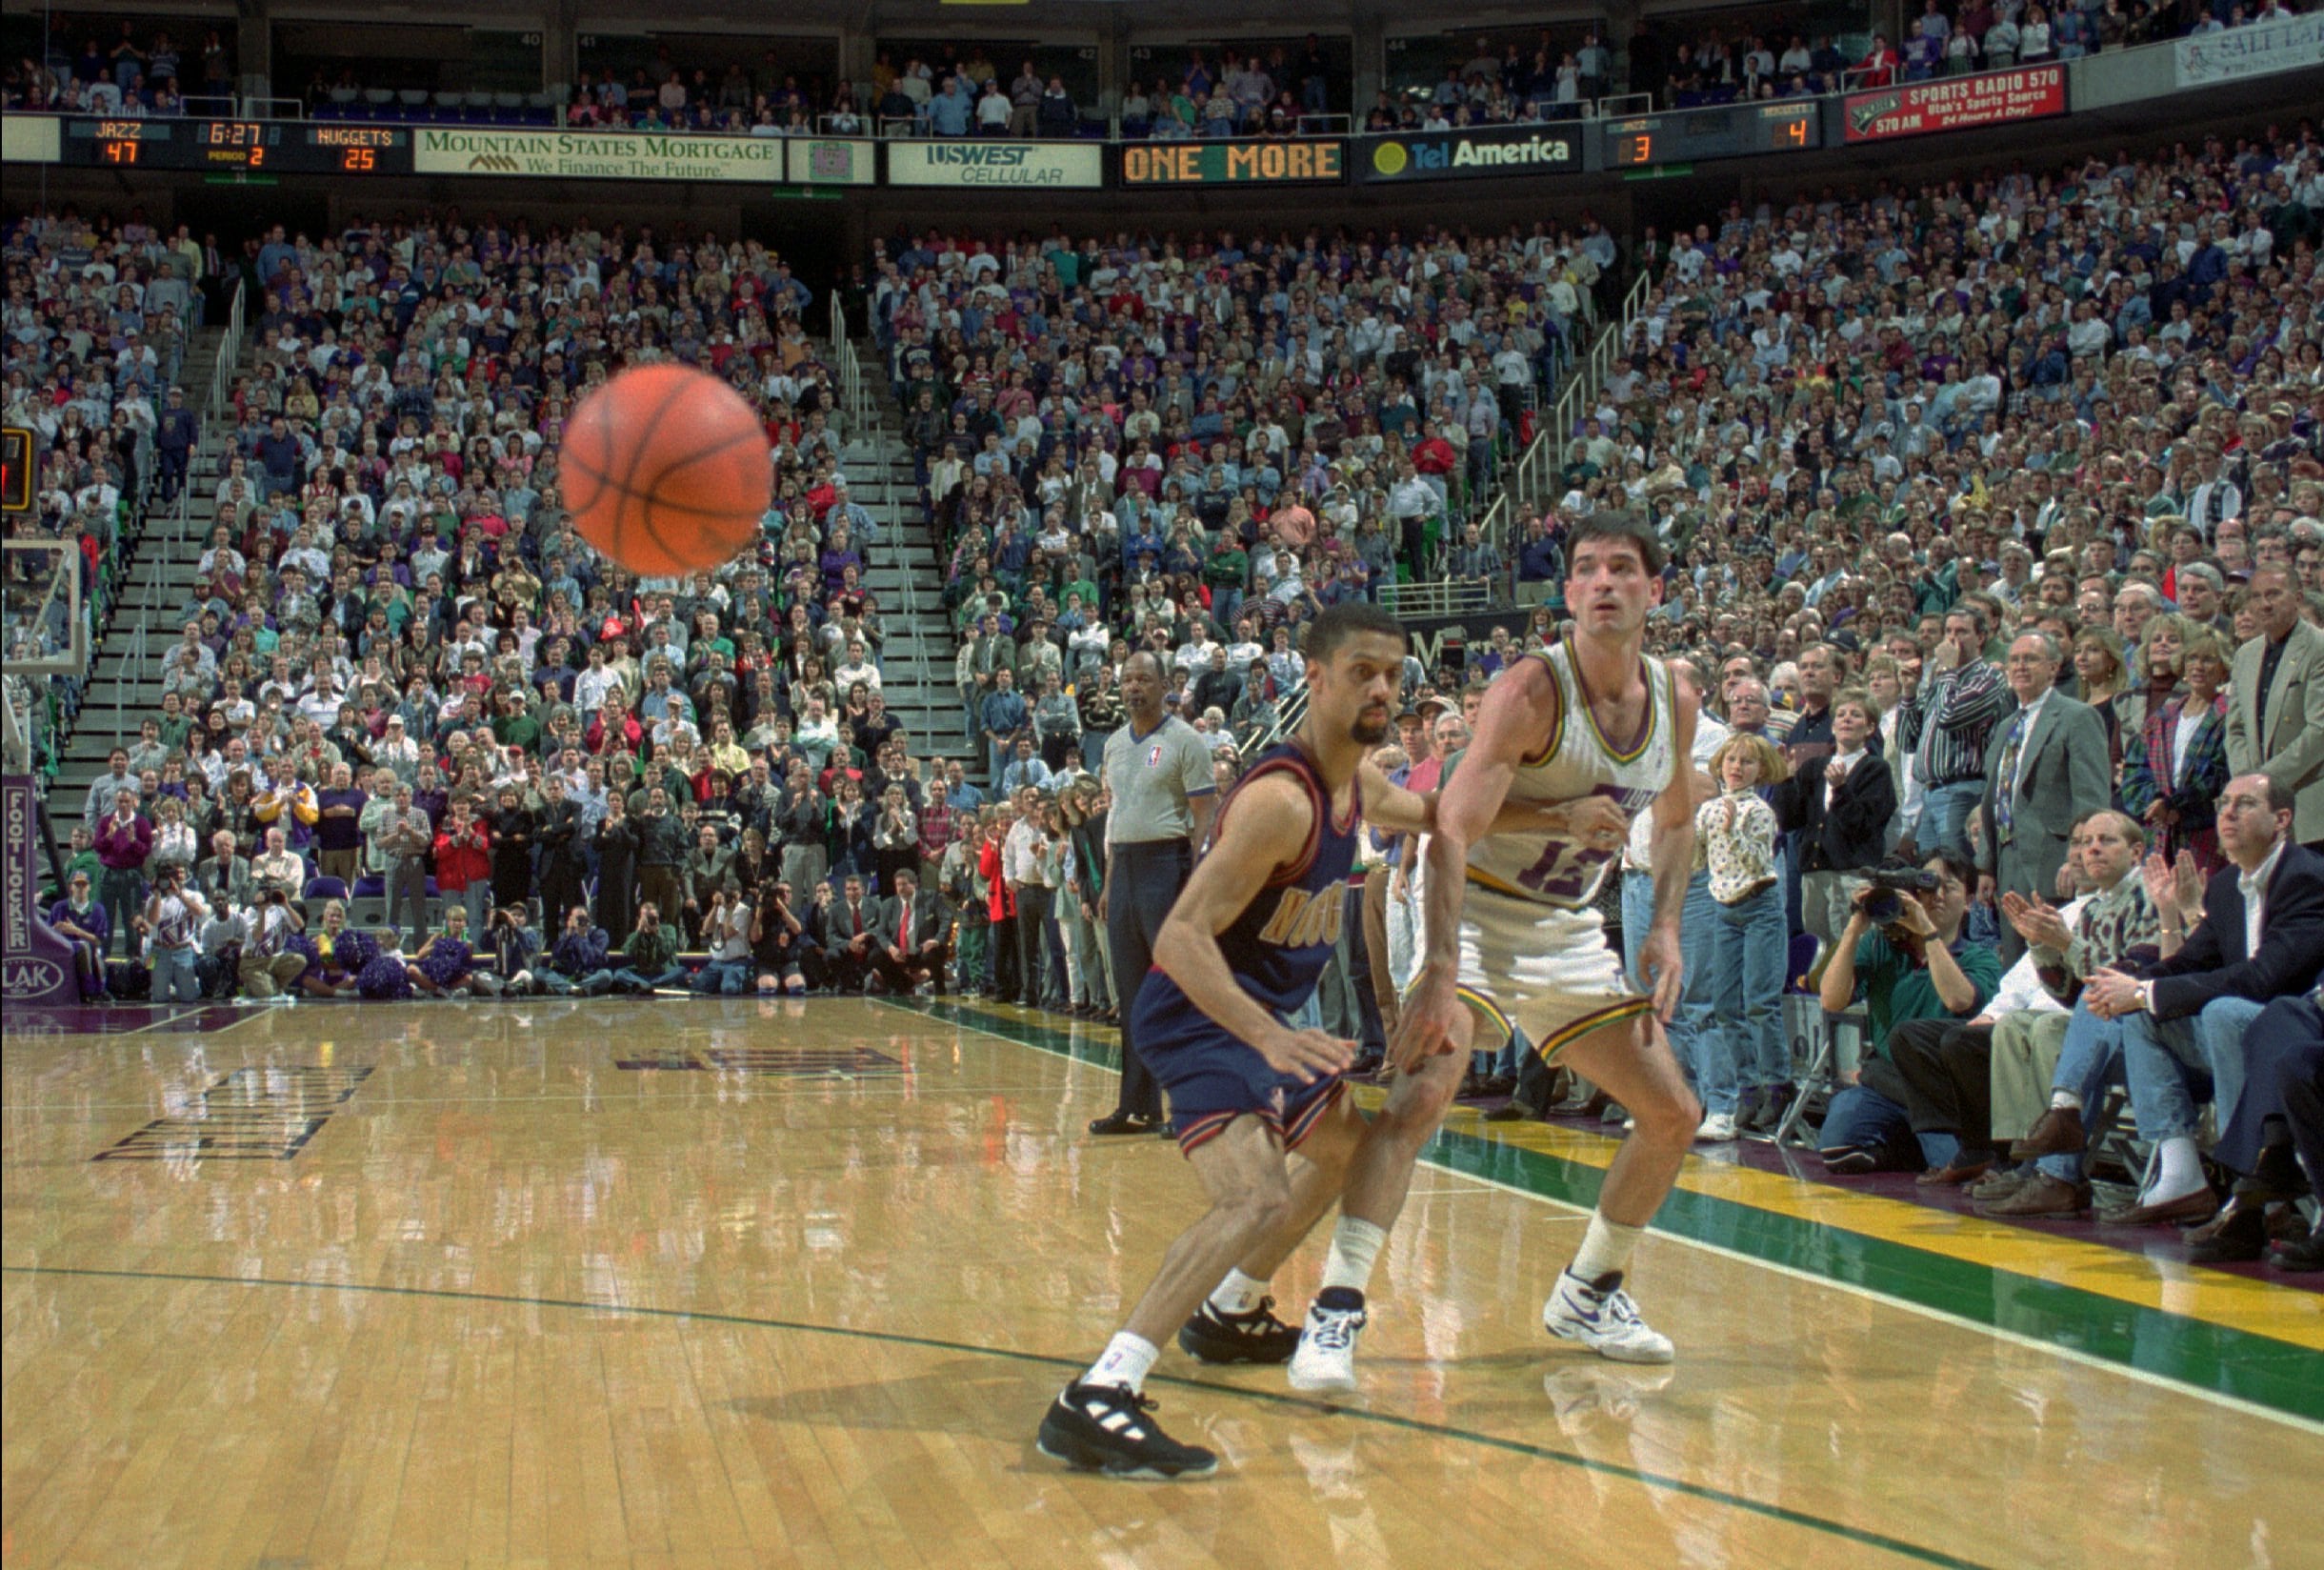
[1603,102,1820,169]
[1,427,33,513]
[61,119,407,174]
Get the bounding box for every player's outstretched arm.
[1152,774,1354,1084]
[1391,663,1561,1070]
[1362,756,1600,841]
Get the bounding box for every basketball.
[563,364,771,576]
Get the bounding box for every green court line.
[892,996,2324,1426]
[0,1261,1992,1570]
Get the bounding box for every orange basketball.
[563,364,772,576]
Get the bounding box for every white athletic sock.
[2051,1089,2082,1112]
[1084,1332,1158,1394]
[2148,1136,2206,1202]
[1321,1218,1388,1295]
[1209,1268,1270,1317]
[1569,1214,1646,1284]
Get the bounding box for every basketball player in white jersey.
[1286,513,1701,1389]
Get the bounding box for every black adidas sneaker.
[1176,1298,1301,1365]
[1036,1382,1219,1479]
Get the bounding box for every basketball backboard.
[1,537,85,678]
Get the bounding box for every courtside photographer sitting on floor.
[1814,855,2002,1173]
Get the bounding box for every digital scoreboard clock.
[1604,103,1821,169]
[63,119,407,174]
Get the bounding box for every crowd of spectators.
[5,21,234,116]
[11,3,2316,131]
[13,105,2324,1264]
[3,206,203,768]
[1460,121,2316,1269]
[868,219,1617,671]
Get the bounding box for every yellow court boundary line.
[1397,1099,2324,1353]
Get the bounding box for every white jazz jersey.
[1420,638,1679,1057]
[1465,639,1680,910]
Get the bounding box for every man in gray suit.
[1976,632,2113,965]
[2226,567,2324,854]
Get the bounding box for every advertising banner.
[886,141,1103,189]
[1842,66,2066,143]
[414,127,784,181]
[1356,124,1582,184]
[1119,139,1347,187]
[788,137,875,186]
[2175,13,2324,87]
[1,115,61,165]
[2,775,76,1006]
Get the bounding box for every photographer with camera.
[140,865,209,1003]
[611,902,685,994]
[237,887,309,1000]
[692,884,754,996]
[474,905,542,996]
[749,880,815,996]
[1814,854,2001,1174]
[542,906,617,996]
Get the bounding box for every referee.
[1092,651,1217,1136]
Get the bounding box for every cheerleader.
[408,904,480,996]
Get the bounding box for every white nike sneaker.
[1287,1287,1368,1393]
[1695,1112,1738,1141]
[1543,1268,1674,1364]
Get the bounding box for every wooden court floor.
[4,996,2320,1570]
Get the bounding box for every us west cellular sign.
[887,142,1104,189]
[414,128,785,181]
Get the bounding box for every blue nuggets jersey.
[1190,741,1360,1012]
[1132,740,1363,1152]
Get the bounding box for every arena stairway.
[845,339,969,769]
[49,327,233,821]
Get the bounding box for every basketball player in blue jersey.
[1037,602,1449,1479]
[1285,513,1703,1391]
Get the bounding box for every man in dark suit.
[870,867,951,995]
[819,873,880,994]
[2184,978,2324,1267]
[1976,633,2113,965]
[2066,775,2324,1226]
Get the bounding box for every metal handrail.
[1380,577,1494,619]
[1474,266,1650,578]
[829,294,935,708]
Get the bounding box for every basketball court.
[4,996,2318,1568]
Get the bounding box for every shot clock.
[1604,103,1820,169]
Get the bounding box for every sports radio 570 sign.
[1844,66,2066,143]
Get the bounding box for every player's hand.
[1388,966,1461,1073]
[1542,795,1628,852]
[1639,922,1684,1024]
[1260,1026,1355,1085]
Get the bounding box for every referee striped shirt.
[1913,659,2012,788]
